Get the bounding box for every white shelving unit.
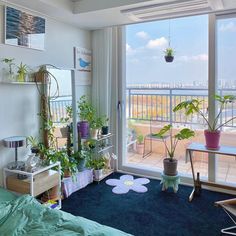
[3,162,62,209]
[87,133,115,182]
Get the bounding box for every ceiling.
[1,0,236,30]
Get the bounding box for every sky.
[126,14,236,87]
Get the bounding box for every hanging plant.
[164,48,174,63]
[164,20,175,63]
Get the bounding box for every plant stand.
[160,172,180,193]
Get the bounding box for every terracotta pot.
[163,158,178,176]
[64,169,71,178]
[136,143,144,155]
[204,130,221,149]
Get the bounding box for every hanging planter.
[164,48,174,63]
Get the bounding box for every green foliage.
[137,134,144,144]
[43,147,78,179]
[77,95,96,122]
[153,125,194,160]
[164,48,174,57]
[27,136,40,148]
[173,95,236,131]
[17,62,28,75]
[60,105,73,124]
[2,58,15,74]
[86,156,106,170]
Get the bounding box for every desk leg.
[189,150,196,202]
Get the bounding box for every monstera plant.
[173,94,236,149]
[153,125,194,176]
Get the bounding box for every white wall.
[0,4,91,186]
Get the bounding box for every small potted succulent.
[17,62,28,82]
[77,95,95,138]
[27,136,40,154]
[101,116,109,135]
[153,125,194,176]
[164,48,174,62]
[89,115,103,139]
[136,134,144,155]
[173,95,236,149]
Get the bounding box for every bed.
[0,187,132,236]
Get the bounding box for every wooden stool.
[160,172,180,193]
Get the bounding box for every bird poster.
[74,47,92,85]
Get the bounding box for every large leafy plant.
[173,95,236,131]
[86,156,106,170]
[153,125,194,160]
[77,95,96,122]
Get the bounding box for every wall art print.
[5,6,45,50]
[74,47,92,85]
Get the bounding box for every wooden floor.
[127,151,236,184]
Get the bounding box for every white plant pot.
[94,169,103,180]
[90,129,99,139]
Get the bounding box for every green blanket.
[0,187,17,203]
[0,195,132,236]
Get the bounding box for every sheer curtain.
[92,26,123,159]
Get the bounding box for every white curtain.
[92,26,123,157]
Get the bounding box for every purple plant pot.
[77,121,89,138]
[204,130,221,150]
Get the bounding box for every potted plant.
[17,62,28,82]
[27,136,40,154]
[101,116,109,135]
[164,48,174,62]
[60,105,73,138]
[86,156,106,180]
[47,148,78,179]
[153,125,194,176]
[72,149,89,172]
[77,95,95,138]
[2,58,15,81]
[136,134,144,155]
[173,95,236,149]
[90,115,103,139]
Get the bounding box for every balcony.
[126,86,236,184]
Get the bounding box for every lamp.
[3,136,26,170]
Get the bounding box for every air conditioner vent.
[121,0,213,22]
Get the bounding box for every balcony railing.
[50,96,72,123]
[126,87,236,128]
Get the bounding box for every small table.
[160,172,180,193]
[3,162,62,209]
[186,143,236,202]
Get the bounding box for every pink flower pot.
[204,130,221,149]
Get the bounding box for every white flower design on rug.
[105,175,150,194]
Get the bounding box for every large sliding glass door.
[122,15,209,179]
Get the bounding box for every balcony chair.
[215,198,236,235]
